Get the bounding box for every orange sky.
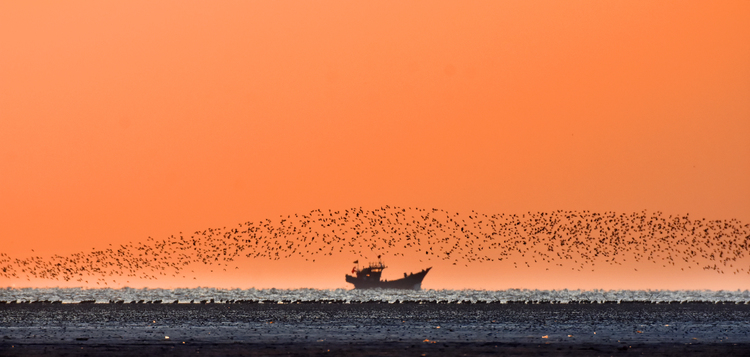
[1,1,749,290]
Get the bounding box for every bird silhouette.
[0,207,748,283]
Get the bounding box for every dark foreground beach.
[2,303,749,356]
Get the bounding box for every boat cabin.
[356,262,386,281]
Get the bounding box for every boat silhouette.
[345,260,431,290]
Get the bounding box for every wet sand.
[2,303,749,356]
[4,341,750,356]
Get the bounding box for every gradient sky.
[1,1,749,290]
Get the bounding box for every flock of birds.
[1,206,748,285]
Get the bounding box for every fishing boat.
[345,260,431,290]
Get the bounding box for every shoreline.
[3,299,750,304]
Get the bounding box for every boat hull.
[346,267,431,290]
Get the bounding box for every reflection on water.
[2,287,749,304]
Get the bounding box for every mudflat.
[2,303,749,356]
[3,341,750,356]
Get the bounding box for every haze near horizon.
[1,1,748,290]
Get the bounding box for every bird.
[0,207,747,283]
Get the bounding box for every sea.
[2,289,750,356]
[2,287,749,304]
